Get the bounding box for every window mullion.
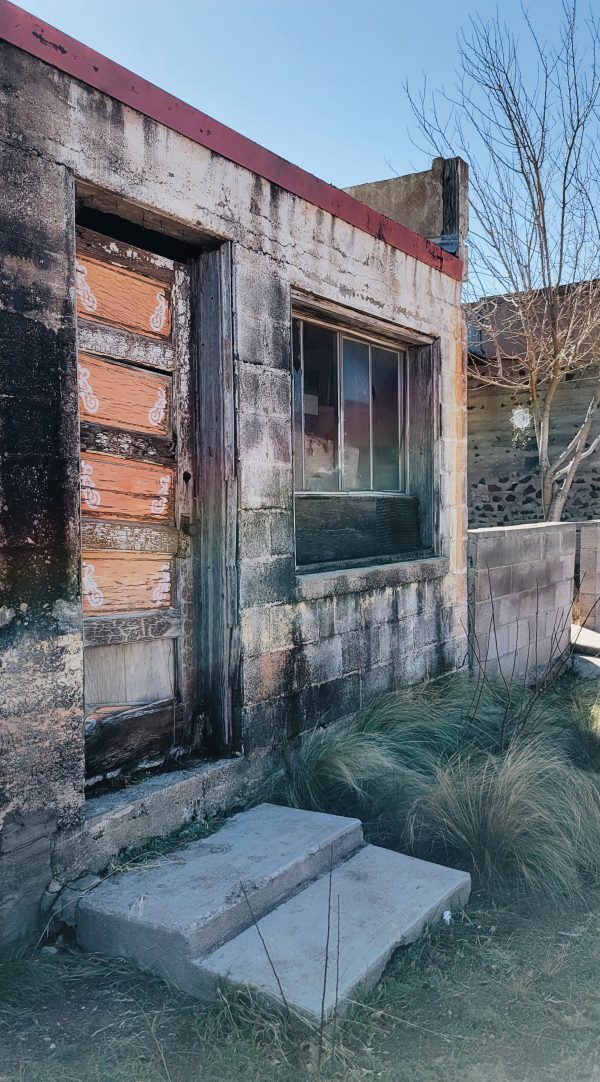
[337,332,343,491]
[300,320,305,491]
[399,352,404,493]
[400,351,407,491]
[368,344,373,491]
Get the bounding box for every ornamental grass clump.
[269,725,405,822]
[408,739,600,898]
[269,673,600,899]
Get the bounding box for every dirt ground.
[2,889,600,1082]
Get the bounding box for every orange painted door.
[76,225,197,780]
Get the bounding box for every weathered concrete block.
[239,556,295,607]
[281,673,361,734]
[342,627,380,674]
[236,311,291,370]
[239,701,276,750]
[541,528,566,559]
[241,607,271,658]
[378,621,402,664]
[395,648,429,687]
[238,363,290,417]
[334,594,362,635]
[396,579,427,618]
[535,582,557,613]
[361,588,396,628]
[267,419,292,464]
[361,662,395,700]
[413,612,440,649]
[239,458,291,510]
[509,562,540,594]
[473,564,512,601]
[270,602,320,650]
[496,594,521,627]
[317,597,335,640]
[301,637,344,686]
[242,649,297,705]
[239,511,269,560]
[268,511,294,557]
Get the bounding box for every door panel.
[76,224,196,780]
[84,639,176,712]
[78,354,172,436]
[80,453,175,523]
[81,551,172,615]
[76,254,172,338]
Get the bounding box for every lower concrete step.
[77,803,362,989]
[196,845,471,1021]
[573,654,600,678]
[571,623,600,656]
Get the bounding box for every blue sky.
[30,0,566,189]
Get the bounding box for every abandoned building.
[0,2,473,946]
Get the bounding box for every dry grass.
[3,894,600,1081]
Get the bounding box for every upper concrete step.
[196,844,471,1021]
[572,623,600,656]
[77,803,363,987]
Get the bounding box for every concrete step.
[571,623,600,656]
[196,844,471,1021]
[77,803,363,989]
[573,654,600,679]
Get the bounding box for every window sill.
[295,554,449,601]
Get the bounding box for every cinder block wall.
[468,524,575,678]
[579,521,600,632]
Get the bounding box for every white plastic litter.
[442,910,453,925]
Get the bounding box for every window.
[293,315,433,571]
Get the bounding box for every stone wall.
[469,373,600,526]
[468,523,575,678]
[0,43,467,943]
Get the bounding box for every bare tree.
[408,2,600,520]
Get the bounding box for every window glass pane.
[303,323,339,491]
[342,338,371,490]
[372,347,400,490]
[292,319,303,490]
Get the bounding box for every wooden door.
[75,225,197,780]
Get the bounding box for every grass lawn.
[2,888,600,1081]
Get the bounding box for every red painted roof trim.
[0,0,463,281]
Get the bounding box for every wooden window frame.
[292,308,440,574]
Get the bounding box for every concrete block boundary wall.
[578,520,600,633]
[467,523,576,679]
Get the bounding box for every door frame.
[193,243,239,753]
[74,199,239,770]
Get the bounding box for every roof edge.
[0,0,463,282]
